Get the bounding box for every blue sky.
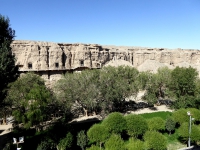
[1,0,200,49]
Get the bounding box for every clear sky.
[1,0,200,49]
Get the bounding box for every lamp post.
[13,136,24,150]
[187,111,194,147]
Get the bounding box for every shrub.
[86,145,101,150]
[125,138,145,150]
[102,112,126,134]
[187,108,200,123]
[165,117,176,135]
[104,134,126,150]
[172,109,188,125]
[57,132,73,150]
[77,130,87,150]
[87,124,110,149]
[178,122,200,143]
[147,117,165,131]
[36,138,56,150]
[125,114,147,138]
[144,131,167,150]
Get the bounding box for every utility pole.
[187,111,194,147]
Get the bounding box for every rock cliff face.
[11,40,200,83]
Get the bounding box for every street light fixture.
[13,136,24,150]
[187,111,194,147]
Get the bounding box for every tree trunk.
[3,111,7,125]
[83,108,88,117]
[100,142,102,150]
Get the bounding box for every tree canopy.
[102,112,126,134]
[6,73,53,129]
[125,114,147,138]
[87,123,110,149]
[0,14,18,106]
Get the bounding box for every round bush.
[125,114,147,137]
[86,145,102,150]
[104,134,126,150]
[87,123,110,147]
[187,108,200,122]
[147,117,165,131]
[102,112,126,134]
[178,122,200,143]
[144,131,167,150]
[172,109,188,125]
[125,138,145,150]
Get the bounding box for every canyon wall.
[11,40,200,84]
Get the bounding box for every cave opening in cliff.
[80,60,84,67]
[55,63,59,68]
[28,63,32,69]
[97,63,100,68]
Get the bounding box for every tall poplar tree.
[0,14,18,119]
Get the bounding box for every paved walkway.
[0,124,13,135]
[128,105,173,114]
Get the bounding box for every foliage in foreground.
[125,114,147,138]
[57,132,73,150]
[77,130,87,150]
[144,131,167,150]
[102,112,126,134]
[87,124,109,149]
[147,117,165,131]
[0,14,18,124]
[104,134,126,150]
[125,138,145,150]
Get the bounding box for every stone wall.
[11,40,200,83]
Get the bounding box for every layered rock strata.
[11,40,200,84]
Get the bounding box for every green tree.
[0,14,18,123]
[171,66,198,108]
[138,71,151,90]
[172,109,188,125]
[178,122,200,143]
[87,124,109,149]
[99,66,140,112]
[147,117,165,131]
[36,138,56,150]
[102,112,126,134]
[54,69,100,117]
[143,131,167,150]
[165,117,175,135]
[86,145,101,150]
[171,66,198,97]
[6,73,52,129]
[125,114,147,138]
[125,138,145,150]
[77,130,87,150]
[186,108,200,123]
[142,67,172,105]
[57,132,73,150]
[104,134,126,150]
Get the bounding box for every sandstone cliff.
[11,40,200,83]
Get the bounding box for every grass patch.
[139,111,172,120]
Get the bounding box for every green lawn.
[139,111,187,149]
[139,111,172,120]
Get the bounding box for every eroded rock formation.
[11,40,200,84]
